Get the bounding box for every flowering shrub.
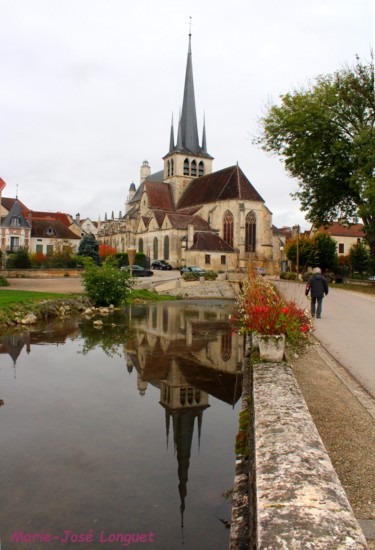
[232,276,312,350]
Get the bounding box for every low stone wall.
[230,358,368,549]
[2,269,82,278]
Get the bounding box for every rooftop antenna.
[16,183,19,199]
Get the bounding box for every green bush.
[204,270,218,280]
[80,261,133,306]
[0,275,10,287]
[6,248,31,269]
[280,271,297,280]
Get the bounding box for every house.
[0,192,81,257]
[311,222,366,255]
[98,33,279,273]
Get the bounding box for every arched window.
[138,238,144,253]
[171,159,174,176]
[164,235,169,259]
[223,211,234,248]
[245,211,256,252]
[198,161,204,177]
[183,158,189,175]
[153,237,158,259]
[191,159,197,176]
[221,328,232,361]
[167,160,170,177]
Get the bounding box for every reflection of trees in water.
[79,317,136,357]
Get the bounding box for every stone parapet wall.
[253,362,368,549]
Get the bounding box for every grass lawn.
[0,290,74,309]
[0,288,176,311]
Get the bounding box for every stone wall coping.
[253,362,368,549]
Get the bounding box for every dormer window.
[10,216,20,226]
[46,226,55,236]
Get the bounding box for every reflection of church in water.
[124,302,244,525]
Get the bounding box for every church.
[98,34,281,273]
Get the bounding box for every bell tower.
[163,32,213,206]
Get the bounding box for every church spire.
[169,114,175,153]
[177,31,200,153]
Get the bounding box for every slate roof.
[316,222,365,238]
[189,232,235,252]
[177,164,264,209]
[2,199,30,228]
[1,197,29,214]
[31,219,80,239]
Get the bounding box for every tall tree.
[257,55,375,263]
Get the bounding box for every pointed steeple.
[201,114,207,154]
[179,32,200,153]
[169,114,175,153]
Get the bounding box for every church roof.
[166,212,210,230]
[189,232,235,252]
[143,181,174,210]
[177,165,265,209]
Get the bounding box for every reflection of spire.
[168,408,208,529]
[165,409,171,450]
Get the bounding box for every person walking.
[305,267,329,318]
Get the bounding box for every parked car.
[255,267,267,276]
[121,265,153,277]
[180,266,206,275]
[151,260,172,270]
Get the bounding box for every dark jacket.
[305,273,329,298]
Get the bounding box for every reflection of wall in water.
[127,303,244,374]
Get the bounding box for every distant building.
[0,195,82,256]
[311,222,366,255]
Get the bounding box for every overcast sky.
[1,0,373,230]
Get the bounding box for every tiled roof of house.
[189,232,235,252]
[29,211,73,227]
[31,219,80,239]
[177,164,264,209]
[316,222,365,238]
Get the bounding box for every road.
[275,280,375,400]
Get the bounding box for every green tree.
[257,55,375,263]
[284,236,316,271]
[312,233,338,272]
[348,242,372,274]
[77,235,100,264]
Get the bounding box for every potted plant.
[231,276,312,362]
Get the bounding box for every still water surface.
[0,301,244,549]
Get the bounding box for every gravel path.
[290,343,375,547]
